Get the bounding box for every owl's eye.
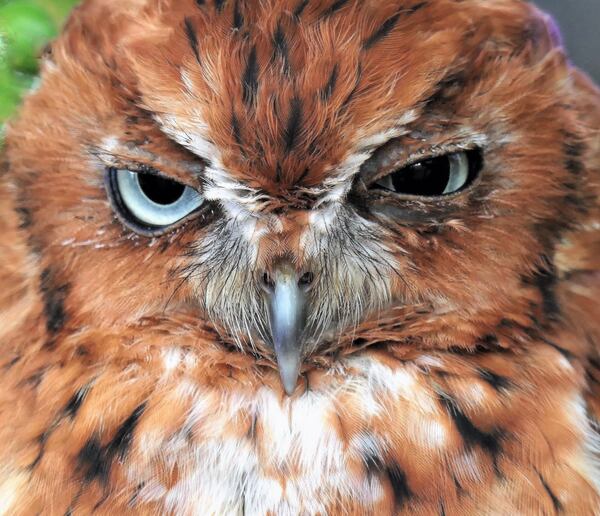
[372,150,481,196]
[107,168,204,234]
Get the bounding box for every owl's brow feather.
[89,142,206,186]
[131,105,216,178]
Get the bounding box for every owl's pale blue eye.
[110,169,204,232]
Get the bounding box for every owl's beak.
[264,264,309,395]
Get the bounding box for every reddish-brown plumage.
[1,0,599,513]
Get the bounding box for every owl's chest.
[4,347,598,514]
[135,384,381,514]
[120,350,599,515]
[125,357,433,514]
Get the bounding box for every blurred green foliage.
[0,0,79,126]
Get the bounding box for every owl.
[0,0,599,513]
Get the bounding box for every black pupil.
[138,174,185,205]
[391,156,450,196]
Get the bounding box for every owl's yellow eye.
[372,150,481,196]
[106,168,204,235]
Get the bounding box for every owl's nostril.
[261,271,275,292]
[298,271,314,289]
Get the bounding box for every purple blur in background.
[535,0,599,83]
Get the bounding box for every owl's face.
[7,0,588,393]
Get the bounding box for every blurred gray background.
[534,0,599,83]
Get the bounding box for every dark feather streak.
[362,448,385,477]
[320,64,338,100]
[15,205,32,229]
[565,157,584,176]
[40,267,69,335]
[563,135,585,158]
[588,356,600,371]
[106,402,147,459]
[563,137,585,176]
[478,368,512,392]
[283,97,303,152]
[243,46,259,106]
[183,17,201,64]
[386,462,414,508]
[542,337,576,360]
[538,472,564,512]
[441,395,503,460]
[77,403,146,484]
[293,0,309,18]
[231,112,243,147]
[339,63,362,112]
[233,0,243,29]
[29,432,48,470]
[297,167,310,184]
[321,0,349,18]
[362,449,413,508]
[78,437,110,483]
[407,1,428,13]
[2,354,21,370]
[272,22,291,75]
[362,11,402,50]
[480,333,500,348]
[531,263,561,320]
[64,385,92,419]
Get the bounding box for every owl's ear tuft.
[54,0,153,78]
[521,7,564,65]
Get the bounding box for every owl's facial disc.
[261,262,312,395]
[45,0,582,398]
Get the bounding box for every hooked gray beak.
[262,263,312,395]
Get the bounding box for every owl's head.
[5,0,598,393]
